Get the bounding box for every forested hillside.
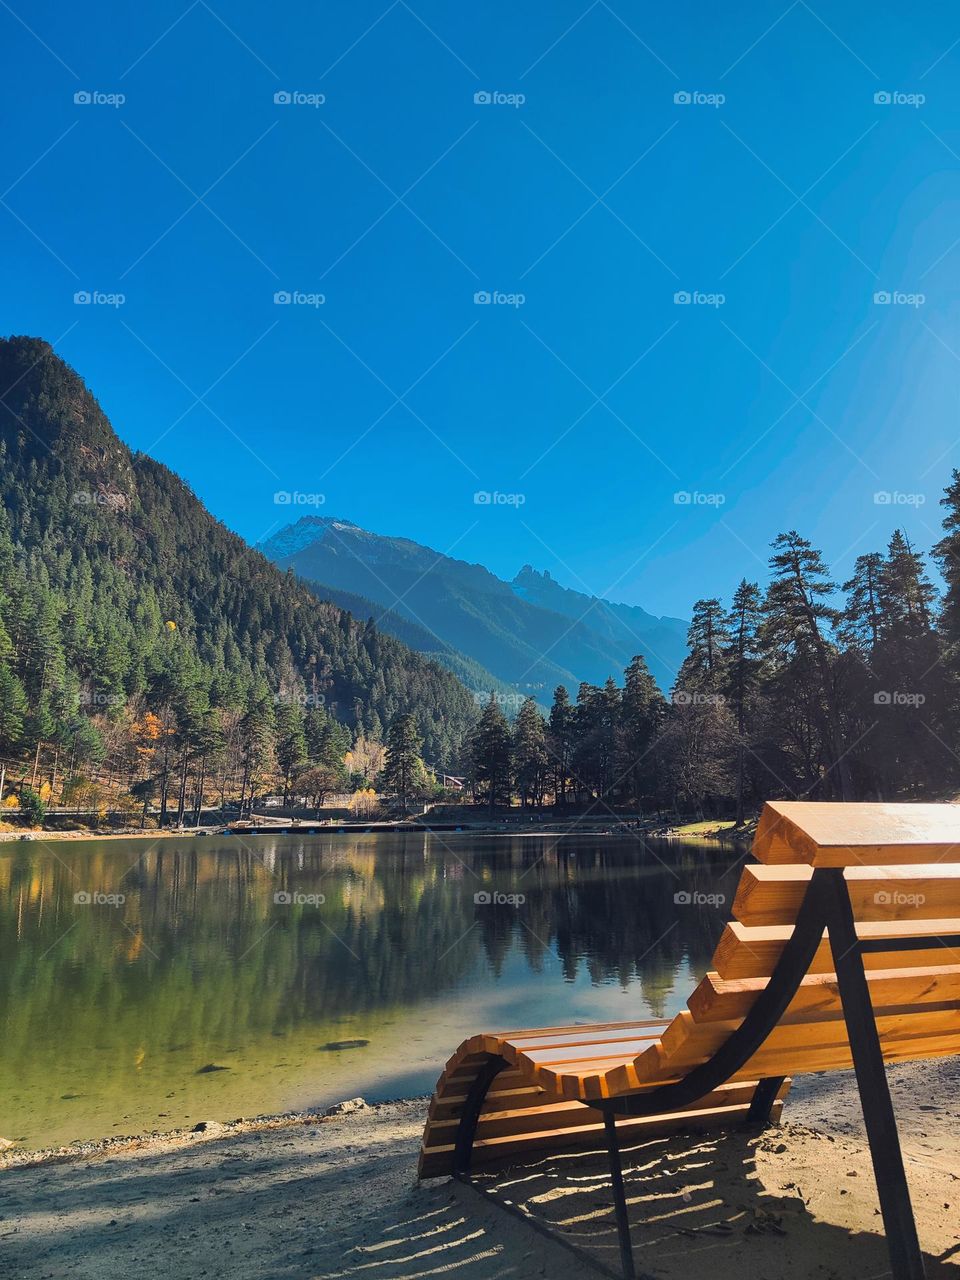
[0,336,477,815]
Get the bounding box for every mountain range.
[261,517,688,697]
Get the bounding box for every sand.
[1,1058,958,1280]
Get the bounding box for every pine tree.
[724,580,763,824]
[681,598,729,690]
[275,701,308,804]
[382,713,424,813]
[470,695,512,812]
[572,679,621,805]
[766,531,853,800]
[512,697,548,809]
[0,663,28,753]
[547,686,574,807]
[842,553,884,653]
[880,530,936,636]
[934,470,960,647]
[619,655,664,810]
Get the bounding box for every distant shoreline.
[0,818,752,845]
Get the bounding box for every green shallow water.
[0,832,744,1149]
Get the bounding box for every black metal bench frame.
[452,867,960,1280]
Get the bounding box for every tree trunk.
[176,752,188,826]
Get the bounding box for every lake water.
[0,832,747,1149]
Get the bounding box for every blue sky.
[3,1,960,618]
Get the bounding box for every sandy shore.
[2,1058,958,1279]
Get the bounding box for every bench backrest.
[606,801,960,1097]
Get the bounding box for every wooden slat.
[419,1096,787,1178]
[688,965,960,1023]
[423,1081,768,1148]
[754,800,960,867]
[713,919,960,980]
[518,1035,667,1068]
[733,863,960,926]
[601,1006,960,1096]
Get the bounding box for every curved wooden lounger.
[419,802,960,1280]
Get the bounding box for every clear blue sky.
[3,1,960,618]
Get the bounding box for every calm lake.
[0,832,747,1149]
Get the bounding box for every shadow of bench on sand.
[435,1126,959,1280]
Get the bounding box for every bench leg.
[603,1112,636,1280]
[452,1054,508,1175]
[825,872,926,1280]
[747,1075,785,1123]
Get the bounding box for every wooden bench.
[418,801,960,1280]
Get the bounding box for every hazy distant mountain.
[261,517,689,694]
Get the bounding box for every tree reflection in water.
[0,832,744,1145]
